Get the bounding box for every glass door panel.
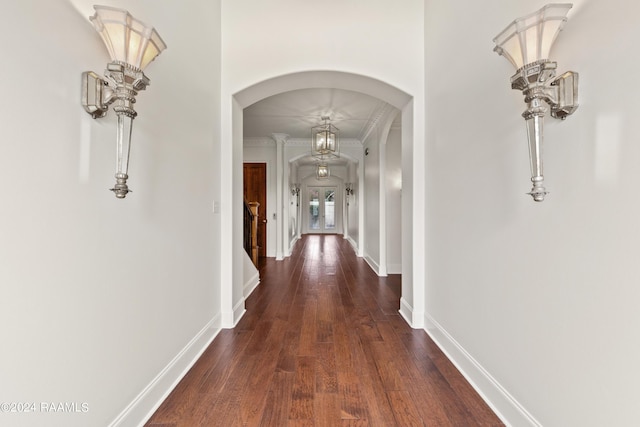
[324,189,335,230]
[309,188,320,230]
[308,187,337,233]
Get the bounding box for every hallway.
[146,235,502,426]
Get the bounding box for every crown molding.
[243,137,276,147]
[285,137,362,147]
[359,103,398,143]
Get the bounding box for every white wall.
[346,162,360,250]
[424,0,640,425]
[288,162,301,249]
[0,1,222,426]
[363,136,381,270]
[386,127,402,274]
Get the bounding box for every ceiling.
[243,88,393,141]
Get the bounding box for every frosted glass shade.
[90,5,166,70]
[493,3,572,70]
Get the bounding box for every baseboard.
[423,312,542,427]
[222,298,246,328]
[243,270,260,298]
[399,297,414,327]
[346,236,359,254]
[108,315,221,427]
[289,236,300,254]
[364,254,380,276]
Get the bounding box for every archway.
[220,70,424,329]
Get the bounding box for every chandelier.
[311,116,339,160]
[316,163,330,180]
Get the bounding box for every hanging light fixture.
[311,116,339,160]
[493,3,578,202]
[316,163,330,180]
[82,5,167,198]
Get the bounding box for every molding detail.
[289,235,300,254]
[364,253,386,276]
[243,271,260,298]
[285,137,363,147]
[399,298,424,329]
[359,102,397,143]
[244,137,363,147]
[423,313,542,427]
[346,236,359,254]
[108,315,221,427]
[222,299,246,328]
[243,137,276,146]
[399,297,414,326]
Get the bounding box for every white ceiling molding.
[284,137,362,147]
[243,137,276,146]
[358,103,398,144]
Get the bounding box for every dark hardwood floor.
[146,234,503,426]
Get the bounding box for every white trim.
[364,253,386,276]
[399,297,414,326]
[108,316,221,427]
[285,137,362,147]
[243,271,260,298]
[289,235,300,253]
[346,236,359,254]
[222,298,246,328]
[423,313,542,427]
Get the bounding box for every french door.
[308,187,337,233]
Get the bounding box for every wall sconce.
[345,183,354,195]
[316,163,330,180]
[493,3,578,202]
[82,6,166,198]
[290,183,300,196]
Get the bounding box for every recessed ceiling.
[243,88,390,140]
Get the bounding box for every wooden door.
[243,163,267,258]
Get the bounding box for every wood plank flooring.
[146,234,503,426]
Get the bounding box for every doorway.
[224,70,425,329]
[308,186,337,233]
[243,163,267,258]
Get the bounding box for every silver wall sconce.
[493,3,578,202]
[316,163,330,180]
[345,183,354,195]
[82,6,166,198]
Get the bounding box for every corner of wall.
[399,297,414,326]
[221,299,246,329]
[109,316,222,427]
[423,312,542,427]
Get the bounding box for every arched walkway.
[220,70,424,329]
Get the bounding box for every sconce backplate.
[82,71,109,119]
